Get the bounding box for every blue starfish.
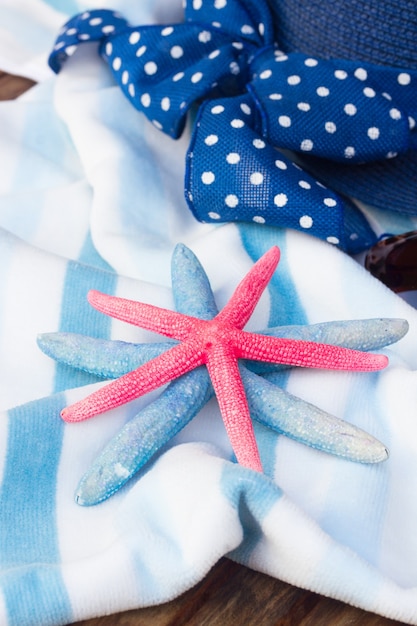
[38,244,406,505]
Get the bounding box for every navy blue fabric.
[48,1,417,252]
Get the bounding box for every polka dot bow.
[48,0,417,253]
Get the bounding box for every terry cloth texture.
[0,1,417,625]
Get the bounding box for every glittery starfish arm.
[75,367,212,506]
[206,343,262,472]
[241,367,388,463]
[236,332,389,371]
[171,243,219,320]
[37,333,174,378]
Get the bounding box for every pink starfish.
[62,246,388,472]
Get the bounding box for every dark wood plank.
[0,70,36,100]
[0,70,409,626]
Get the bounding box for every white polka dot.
[193,0,202,8]
[259,23,265,36]
[229,62,240,75]
[275,53,288,61]
[327,236,340,244]
[240,103,251,115]
[382,92,392,100]
[205,134,218,145]
[363,87,376,97]
[141,93,151,107]
[161,97,171,111]
[122,70,129,85]
[102,25,115,34]
[212,21,222,28]
[288,75,301,85]
[344,103,357,116]
[250,172,264,185]
[208,212,220,219]
[334,69,348,79]
[278,115,291,127]
[209,49,221,59]
[136,45,147,57]
[80,11,90,19]
[171,45,184,59]
[105,42,113,55]
[226,152,240,164]
[214,0,227,7]
[344,146,355,158]
[199,30,211,42]
[316,86,329,96]
[161,26,174,36]
[128,84,135,97]
[241,24,254,34]
[202,171,215,184]
[89,17,102,26]
[260,69,272,79]
[191,72,203,83]
[325,121,336,133]
[79,33,90,40]
[367,127,380,139]
[269,93,282,100]
[112,57,122,71]
[299,215,313,228]
[297,102,311,111]
[324,197,337,207]
[66,27,77,35]
[354,67,367,80]
[253,216,265,224]
[389,108,402,120]
[152,120,162,130]
[409,116,416,129]
[398,72,411,85]
[386,151,398,158]
[274,193,288,207]
[65,45,77,56]
[225,194,239,207]
[300,139,314,151]
[253,139,265,149]
[231,119,245,128]
[211,105,225,114]
[173,72,184,81]
[232,42,244,50]
[54,41,65,50]
[298,180,311,189]
[144,61,158,75]
[275,159,287,170]
[305,58,318,66]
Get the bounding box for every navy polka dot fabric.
[48,0,417,253]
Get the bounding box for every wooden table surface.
[1,70,407,626]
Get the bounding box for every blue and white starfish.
[38,244,406,505]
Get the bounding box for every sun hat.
[268,0,417,216]
[47,0,417,255]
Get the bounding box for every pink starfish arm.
[205,343,263,472]
[215,246,280,328]
[61,341,204,422]
[88,290,198,341]
[235,332,389,371]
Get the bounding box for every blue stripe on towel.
[0,394,73,626]
[221,463,282,564]
[54,253,116,392]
